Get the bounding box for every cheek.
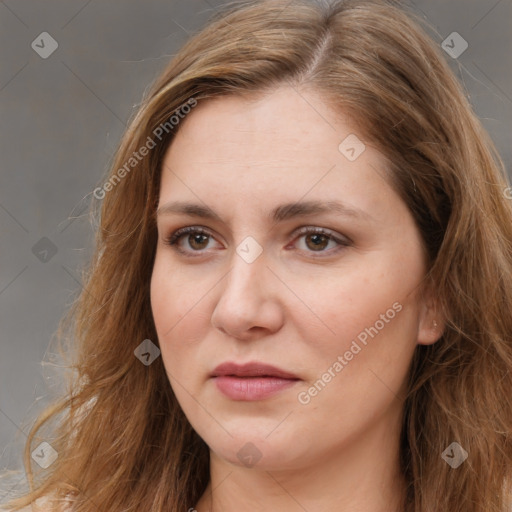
[151,254,201,335]
[292,253,424,392]
[150,255,211,377]
[293,281,418,429]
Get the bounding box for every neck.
[194,412,406,512]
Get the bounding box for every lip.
[210,361,301,401]
[211,361,299,379]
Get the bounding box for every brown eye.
[188,233,210,250]
[164,225,351,259]
[164,226,219,255]
[304,233,330,251]
[293,227,350,256]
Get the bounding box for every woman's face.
[150,86,441,472]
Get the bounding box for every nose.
[210,249,285,340]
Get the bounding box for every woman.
[2,0,512,510]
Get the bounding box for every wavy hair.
[2,0,512,510]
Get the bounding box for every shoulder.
[16,494,72,512]
[16,496,51,511]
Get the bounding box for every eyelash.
[162,225,351,258]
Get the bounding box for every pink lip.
[210,361,300,401]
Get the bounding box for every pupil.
[307,234,328,251]
[190,234,208,249]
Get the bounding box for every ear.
[417,285,445,346]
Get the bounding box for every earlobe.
[418,317,444,346]
[417,292,445,346]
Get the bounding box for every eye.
[289,226,351,256]
[163,226,220,256]
[162,225,351,258]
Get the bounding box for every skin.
[150,85,444,512]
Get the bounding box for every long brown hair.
[2,0,512,510]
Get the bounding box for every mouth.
[210,361,300,379]
[210,361,301,401]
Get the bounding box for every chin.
[203,429,308,472]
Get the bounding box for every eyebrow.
[156,199,373,223]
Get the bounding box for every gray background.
[1,0,511,500]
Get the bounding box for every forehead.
[162,88,386,185]
[166,87,361,160]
